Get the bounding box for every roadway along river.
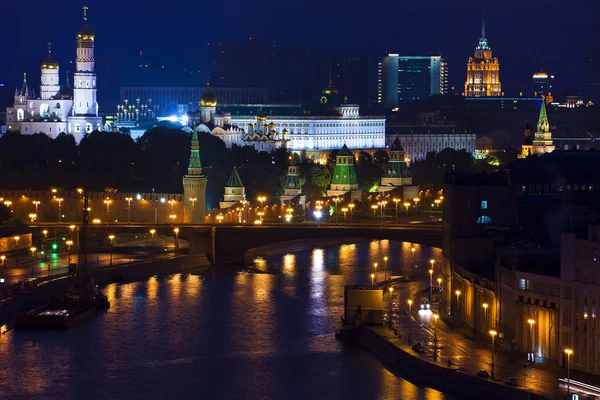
[0,240,450,399]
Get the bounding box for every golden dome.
[200,86,217,107]
[256,109,267,122]
[41,59,59,69]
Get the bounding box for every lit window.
[477,216,492,224]
[481,200,488,209]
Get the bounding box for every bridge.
[29,223,442,265]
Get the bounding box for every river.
[0,240,452,399]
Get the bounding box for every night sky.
[0,0,596,98]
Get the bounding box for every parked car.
[505,377,518,387]
[476,370,490,379]
[411,342,425,353]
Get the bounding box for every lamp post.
[404,202,410,215]
[371,204,378,217]
[430,259,435,271]
[528,318,535,362]
[333,197,340,224]
[455,290,461,320]
[56,197,63,222]
[0,255,5,290]
[150,229,156,259]
[411,247,416,265]
[169,214,176,225]
[383,256,389,281]
[108,235,115,267]
[433,313,439,360]
[407,299,413,343]
[370,273,375,286]
[483,303,489,333]
[393,198,401,224]
[565,348,573,397]
[388,287,394,329]
[190,197,197,210]
[429,268,434,303]
[379,200,387,225]
[413,197,420,213]
[341,207,348,223]
[437,277,442,292]
[489,329,497,380]
[125,197,133,223]
[66,240,73,264]
[104,199,112,222]
[348,203,355,223]
[29,247,36,278]
[173,228,179,256]
[33,200,40,214]
[373,262,378,283]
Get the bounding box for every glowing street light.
[565,348,573,397]
[373,262,378,283]
[216,214,224,223]
[125,197,133,223]
[388,287,394,328]
[190,197,197,209]
[434,199,441,209]
[370,273,375,286]
[108,235,115,267]
[149,229,156,259]
[257,196,266,208]
[455,290,461,320]
[489,329,498,380]
[66,240,73,263]
[371,204,378,216]
[429,268,434,303]
[403,202,410,214]
[104,199,112,222]
[393,198,401,224]
[528,318,536,362]
[437,277,442,292]
[173,227,179,255]
[430,259,435,269]
[433,313,439,360]
[169,214,177,225]
[29,213,37,222]
[341,207,348,222]
[348,203,355,222]
[383,256,389,281]
[56,197,64,222]
[482,303,489,333]
[333,197,341,224]
[33,200,40,214]
[408,299,413,342]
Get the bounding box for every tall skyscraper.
[464,12,501,97]
[377,54,448,108]
[532,71,554,102]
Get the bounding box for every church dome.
[200,86,217,107]
[256,109,267,122]
[41,58,59,69]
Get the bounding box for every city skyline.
[0,2,596,101]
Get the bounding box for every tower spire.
[83,5,89,21]
[481,9,486,38]
[48,42,52,58]
[187,125,202,175]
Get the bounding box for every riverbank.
[359,325,552,400]
[244,237,370,262]
[0,254,211,327]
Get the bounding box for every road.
[381,265,597,399]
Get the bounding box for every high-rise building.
[532,71,554,101]
[464,12,501,97]
[377,54,448,108]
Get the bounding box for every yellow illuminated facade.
[464,14,501,97]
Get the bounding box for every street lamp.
[371,204,378,216]
[333,197,341,224]
[66,240,73,263]
[0,255,5,287]
[217,214,224,223]
[169,214,177,225]
[29,247,37,278]
[434,199,441,209]
[411,247,416,264]
[455,290,461,319]
[413,197,420,212]
[430,259,435,270]
[528,318,535,362]
[482,303,489,333]
[370,273,375,286]
[403,202,410,214]
[388,287,394,329]
[104,199,112,222]
[433,313,439,360]
[125,197,133,223]
[348,203,355,222]
[565,348,573,397]
[437,277,442,292]
[33,200,40,214]
[168,199,176,212]
[383,256,389,281]
[29,213,37,223]
[108,235,115,267]
[190,197,197,210]
[429,268,434,303]
[489,329,497,380]
[14,236,20,247]
[341,207,348,223]
[150,229,156,259]
[173,228,179,256]
[393,198,401,224]
[56,197,63,222]
[407,299,413,342]
[257,196,266,209]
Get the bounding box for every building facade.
[327,145,361,201]
[532,71,554,101]
[532,101,555,155]
[378,54,448,108]
[5,8,102,140]
[220,168,246,210]
[385,127,476,163]
[464,14,501,97]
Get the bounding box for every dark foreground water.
[0,240,450,400]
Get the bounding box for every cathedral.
[464,12,502,97]
[5,7,102,141]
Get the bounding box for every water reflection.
[0,240,447,399]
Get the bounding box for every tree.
[310,165,332,197]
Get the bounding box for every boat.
[15,193,110,330]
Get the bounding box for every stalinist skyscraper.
[464,12,501,97]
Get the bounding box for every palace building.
[464,12,501,97]
[185,80,386,161]
[5,7,103,141]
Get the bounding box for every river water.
[0,240,451,400]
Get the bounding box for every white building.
[5,7,102,141]
[188,81,386,160]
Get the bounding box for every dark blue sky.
[0,0,596,97]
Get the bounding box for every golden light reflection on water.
[310,248,327,319]
[147,276,159,301]
[185,274,202,298]
[283,253,296,276]
[338,243,356,274]
[253,256,268,273]
[169,273,182,297]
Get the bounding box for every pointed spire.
[83,5,89,21]
[48,42,52,58]
[187,125,202,175]
[481,9,486,38]
[21,73,29,97]
[537,100,549,132]
[226,167,244,188]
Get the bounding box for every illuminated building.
[532,71,554,102]
[219,168,246,210]
[464,12,501,97]
[327,145,361,201]
[520,121,533,158]
[378,137,412,188]
[189,80,386,159]
[280,157,306,206]
[5,7,103,139]
[378,54,448,107]
[532,101,555,155]
[182,125,207,222]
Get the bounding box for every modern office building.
[377,54,448,108]
[464,13,501,97]
[532,71,554,101]
[119,86,268,116]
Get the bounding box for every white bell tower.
[73,5,97,116]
